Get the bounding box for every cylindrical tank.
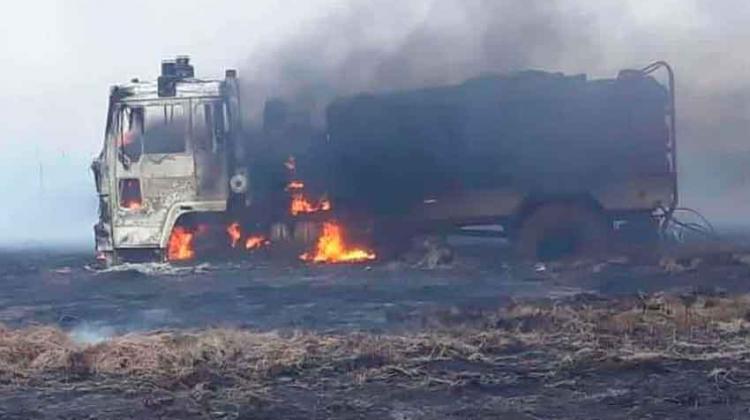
[324,69,670,216]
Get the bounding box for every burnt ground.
[0,239,588,334]
[2,238,750,418]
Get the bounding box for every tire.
[516,202,611,262]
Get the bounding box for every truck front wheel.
[515,202,611,262]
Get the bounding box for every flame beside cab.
[245,235,269,250]
[228,222,269,251]
[300,222,376,263]
[285,155,331,216]
[227,222,242,248]
[287,179,332,216]
[168,222,267,262]
[122,200,142,210]
[290,194,332,216]
[167,226,196,261]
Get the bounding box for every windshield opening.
[116,103,188,164]
[143,104,188,154]
[115,100,226,167]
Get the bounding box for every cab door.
[111,101,197,248]
[191,101,228,201]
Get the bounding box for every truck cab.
[91,56,244,264]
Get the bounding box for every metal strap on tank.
[641,61,677,214]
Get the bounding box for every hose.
[657,205,717,243]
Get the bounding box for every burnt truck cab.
[92,57,245,264]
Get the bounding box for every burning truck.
[91,57,676,264]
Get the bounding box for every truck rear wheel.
[516,202,611,262]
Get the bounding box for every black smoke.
[239,0,610,123]
[239,0,750,229]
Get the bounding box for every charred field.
[4,240,750,418]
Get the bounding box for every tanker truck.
[91,56,247,264]
[91,57,675,264]
[323,62,677,260]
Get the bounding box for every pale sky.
[0,1,747,246]
[0,0,342,245]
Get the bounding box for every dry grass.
[0,325,74,375]
[2,293,750,391]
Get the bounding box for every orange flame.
[290,194,332,216]
[290,194,315,215]
[122,200,142,210]
[284,155,331,215]
[167,226,195,261]
[117,129,140,147]
[228,222,269,251]
[227,222,242,248]
[300,222,376,263]
[245,235,269,250]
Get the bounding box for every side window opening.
[192,103,213,152]
[117,106,144,165]
[215,103,226,149]
[118,178,142,209]
[117,102,222,167]
[193,102,225,154]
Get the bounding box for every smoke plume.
[239,0,750,229]
[240,0,606,122]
